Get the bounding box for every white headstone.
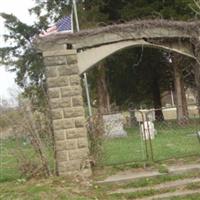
[140,121,156,140]
[103,113,127,138]
[135,109,155,122]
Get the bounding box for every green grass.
[102,127,146,165]
[103,171,200,200]
[1,172,200,200]
[0,177,95,200]
[1,122,200,200]
[0,138,53,183]
[1,121,200,199]
[172,194,200,200]
[2,169,200,200]
[0,139,23,182]
[102,122,200,165]
[112,188,176,199]
[2,120,200,182]
[122,171,200,189]
[152,122,200,160]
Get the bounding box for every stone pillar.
[43,49,91,177]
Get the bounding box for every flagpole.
[72,0,80,32]
[72,0,92,117]
[83,73,92,116]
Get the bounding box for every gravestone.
[103,113,127,138]
[129,110,138,127]
[135,109,155,122]
[140,121,156,140]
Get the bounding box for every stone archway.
[36,20,200,177]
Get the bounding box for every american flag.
[39,15,73,37]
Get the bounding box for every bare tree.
[0,95,55,178]
[172,54,189,124]
[190,0,200,15]
[96,62,111,114]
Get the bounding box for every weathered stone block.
[56,150,68,162]
[63,107,84,118]
[65,129,76,139]
[76,128,88,138]
[67,55,78,65]
[65,160,81,171]
[54,130,66,141]
[57,161,67,173]
[41,43,67,53]
[53,120,64,131]
[66,128,87,139]
[48,88,60,99]
[66,139,77,150]
[42,44,91,177]
[47,76,69,88]
[78,138,89,148]
[57,65,79,76]
[72,96,84,107]
[53,119,74,130]
[69,150,83,160]
[75,117,85,128]
[44,56,67,66]
[59,98,71,108]
[46,67,58,77]
[61,86,81,98]
[51,109,63,120]
[57,160,83,174]
[50,98,71,109]
[63,119,75,129]
[69,149,89,160]
[69,75,80,86]
[55,141,66,151]
[43,49,76,57]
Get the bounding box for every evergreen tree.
[0,13,47,109]
[0,0,197,111]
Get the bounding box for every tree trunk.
[194,63,200,115]
[152,77,164,121]
[96,63,111,114]
[173,60,189,124]
[193,38,200,115]
[181,75,189,119]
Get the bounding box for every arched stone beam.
[37,20,200,52]
[35,20,200,178]
[77,39,195,74]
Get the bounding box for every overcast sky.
[0,0,35,100]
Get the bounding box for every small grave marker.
[140,121,156,140]
[103,113,127,138]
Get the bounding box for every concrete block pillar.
[43,49,91,177]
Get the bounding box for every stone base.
[59,168,92,178]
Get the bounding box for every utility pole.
[72,0,92,117]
